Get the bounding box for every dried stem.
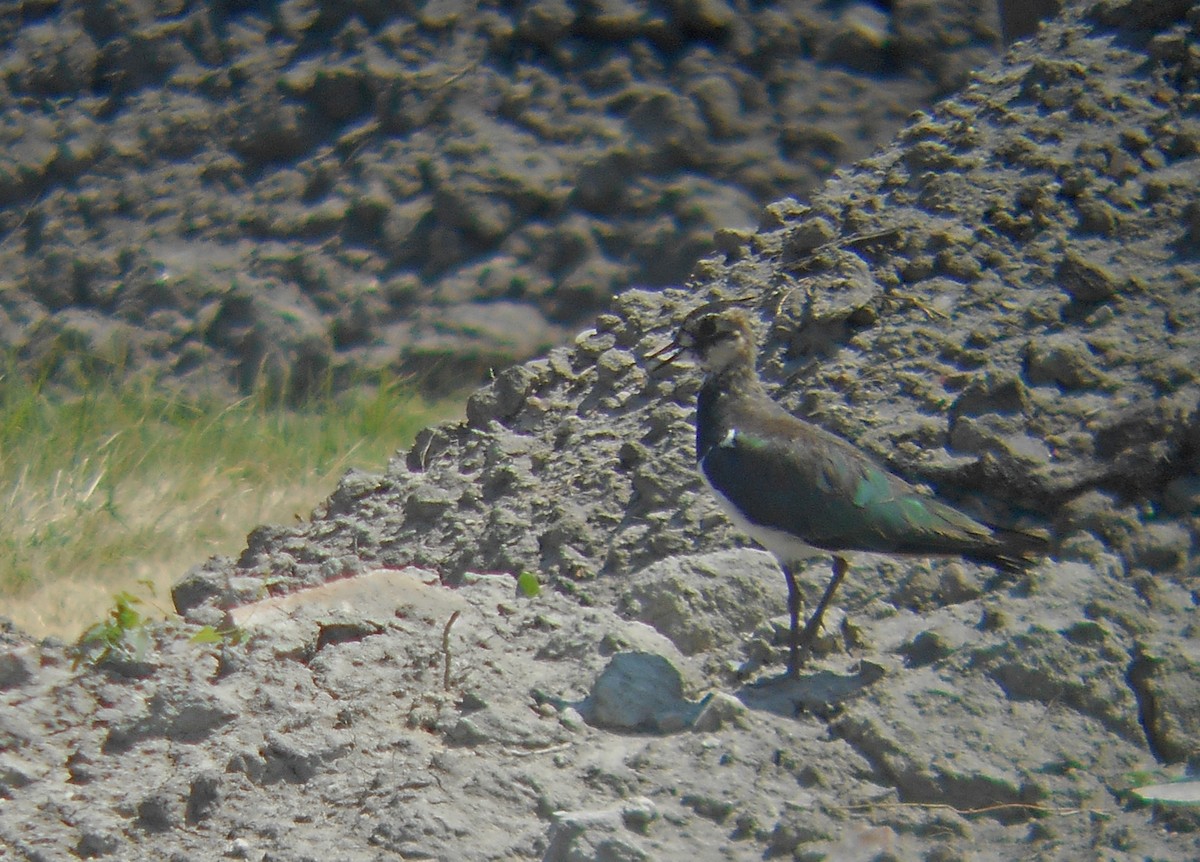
[442,610,461,691]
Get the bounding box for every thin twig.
[884,290,950,320]
[442,610,461,691]
[435,61,481,91]
[502,743,573,758]
[839,800,1109,819]
[780,226,905,274]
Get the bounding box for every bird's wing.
[700,411,997,556]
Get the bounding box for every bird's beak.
[646,337,685,373]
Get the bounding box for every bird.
[649,302,1048,678]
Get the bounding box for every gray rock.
[618,550,782,656]
[543,798,657,862]
[690,691,748,732]
[1056,250,1120,302]
[1023,334,1106,390]
[1164,475,1200,515]
[581,652,703,732]
[1129,641,1200,764]
[0,646,35,689]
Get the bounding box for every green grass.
[0,363,462,639]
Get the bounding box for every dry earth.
[3,1,1200,861]
[2,0,1021,396]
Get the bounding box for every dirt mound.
[1,0,1009,397]
[3,1,1200,860]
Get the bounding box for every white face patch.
[703,336,743,371]
[719,428,738,448]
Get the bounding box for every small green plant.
[73,590,152,668]
[1121,768,1164,789]
[74,583,250,668]
[517,570,541,598]
[190,623,248,647]
[1037,756,1086,776]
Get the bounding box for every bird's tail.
[974,527,1051,573]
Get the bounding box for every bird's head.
[648,303,758,375]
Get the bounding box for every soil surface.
[2,0,1021,396]
[4,1,1200,861]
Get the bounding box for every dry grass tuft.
[0,362,461,639]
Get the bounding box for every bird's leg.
[782,564,803,678]
[793,555,849,669]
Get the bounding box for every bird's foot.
[786,611,850,676]
[786,628,819,678]
[784,658,807,679]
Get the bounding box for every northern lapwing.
[650,303,1048,678]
